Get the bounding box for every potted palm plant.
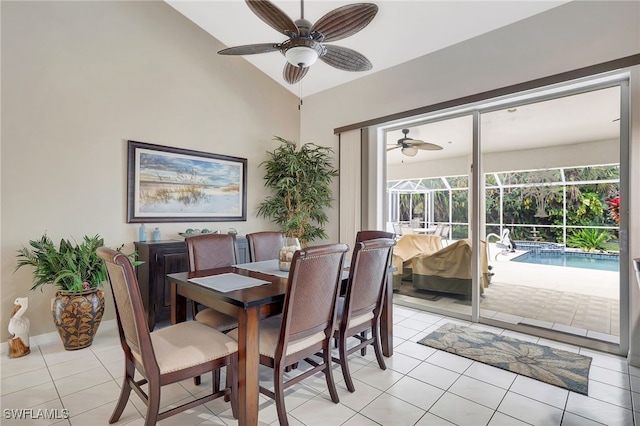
[257,136,338,270]
[15,233,135,350]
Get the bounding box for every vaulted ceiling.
[166,0,568,96]
[166,1,621,167]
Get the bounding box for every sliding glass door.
[478,87,622,344]
[385,114,474,318]
[383,76,629,353]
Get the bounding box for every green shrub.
[566,229,611,252]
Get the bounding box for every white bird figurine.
[8,297,30,358]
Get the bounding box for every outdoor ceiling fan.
[217,0,378,84]
[387,129,443,157]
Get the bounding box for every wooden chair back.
[184,233,239,336]
[185,233,238,271]
[355,230,395,244]
[335,237,396,392]
[342,238,396,331]
[97,247,156,375]
[246,231,284,262]
[277,243,349,360]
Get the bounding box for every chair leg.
[145,380,161,426]
[227,355,239,419]
[360,331,368,356]
[323,347,340,403]
[109,361,135,423]
[284,362,298,372]
[372,323,387,370]
[190,299,204,385]
[191,300,198,319]
[338,333,356,393]
[213,369,221,393]
[274,362,289,426]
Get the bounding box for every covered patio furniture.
[411,239,490,297]
[391,234,442,289]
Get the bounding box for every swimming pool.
[512,250,619,272]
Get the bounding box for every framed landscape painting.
[127,140,247,223]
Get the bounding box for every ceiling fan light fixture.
[219,0,377,83]
[285,46,319,68]
[401,146,418,157]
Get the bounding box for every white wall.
[1,1,299,339]
[302,1,640,361]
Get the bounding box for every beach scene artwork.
[135,148,243,218]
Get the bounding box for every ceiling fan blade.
[218,43,281,55]
[245,0,299,36]
[320,45,372,72]
[311,3,378,42]
[283,62,309,84]
[414,142,444,151]
[386,145,401,152]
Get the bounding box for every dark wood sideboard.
[134,237,248,330]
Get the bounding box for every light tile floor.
[1,304,638,426]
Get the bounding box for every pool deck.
[393,242,620,344]
[489,245,619,300]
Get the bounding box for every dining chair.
[333,238,396,392]
[185,233,240,386]
[435,224,451,246]
[228,243,349,426]
[185,233,239,332]
[350,230,396,351]
[96,247,238,425]
[246,231,284,262]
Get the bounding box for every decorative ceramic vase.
[279,237,301,272]
[52,288,105,351]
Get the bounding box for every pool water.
[512,251,619,272]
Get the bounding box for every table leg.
[237,306,260,426]
[170,282,187,324]
[380,272,393,357]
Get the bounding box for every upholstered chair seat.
[142,322,238,374]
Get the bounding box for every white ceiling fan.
[387,129,443,157]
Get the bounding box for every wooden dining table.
[168,259,394,426]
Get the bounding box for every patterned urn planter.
[52,288,105,350]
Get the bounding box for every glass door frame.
[378,71,631,355]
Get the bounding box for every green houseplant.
[15,233,136,350]
[257,137,338,246]
[16,234,107,293]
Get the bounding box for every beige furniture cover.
[391,234,443,289]
[411,239,490,297]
